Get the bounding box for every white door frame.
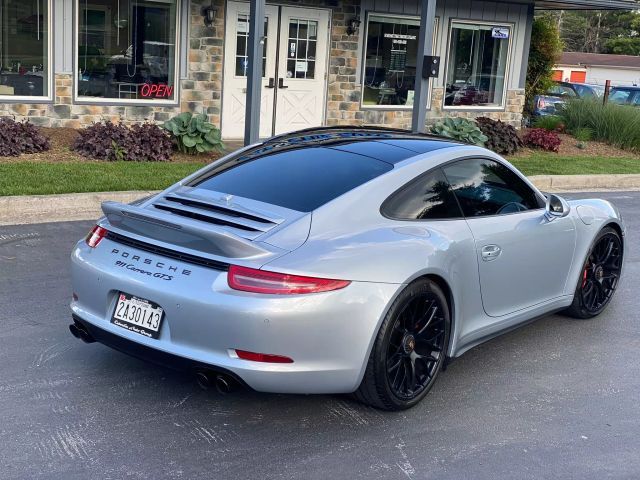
[221,1,331,139]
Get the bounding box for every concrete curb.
[1,175,639,226]
[529,174,640,192]
[0,191,158,226]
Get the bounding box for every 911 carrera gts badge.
[111,248,192,281]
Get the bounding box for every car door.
[442,158,577,317]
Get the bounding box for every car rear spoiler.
[101,201,282,260]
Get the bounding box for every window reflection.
[0,0,49,97]
[362,15,420,107]
[383,169,462,220]
[445,23,510,107]
[77,0,177,101]
[443,159,543,217]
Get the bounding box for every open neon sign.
[140,84,174,98]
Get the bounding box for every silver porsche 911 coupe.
[69,127,625,410]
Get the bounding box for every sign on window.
[491,27,509,39]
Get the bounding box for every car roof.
[611,86,640,90]
[234,126,462,166]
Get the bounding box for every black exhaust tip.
[215,375,234,395]
[194,370,239,394]
[69,321,95,343]
[195,371,212,390]
[69,323,81,339]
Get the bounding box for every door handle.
[278,78,288,89]
[481,245,502,262]
[266,77,275,88]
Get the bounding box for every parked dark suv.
[532,81,604,117]
[608,86,640,106]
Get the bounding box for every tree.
[544,10,640,54]
[525,16,563,114]
[604,37,640,55]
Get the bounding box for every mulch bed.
[3,126,639,163]
[512,131,640,159]
[0,127,225,164]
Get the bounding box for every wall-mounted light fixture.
[201,4,217,27]
[346,17,361,36]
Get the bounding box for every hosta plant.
[475,117,522,155]
[163,112,224,154]
[522,128,561,152]
[430,118,488,146]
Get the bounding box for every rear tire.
[564,227,623,319]
[355,279,450,411]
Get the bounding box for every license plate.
[111,292,164,339]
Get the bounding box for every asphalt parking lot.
[0,191,638,480]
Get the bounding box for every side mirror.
[545,194,570,220]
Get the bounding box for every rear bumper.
[70,239,401,394]
[71,314,249,387]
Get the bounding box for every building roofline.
[558,51,640,70]
[535,0,637,9]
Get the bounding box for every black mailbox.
[422,56,440,79]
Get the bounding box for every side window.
[442,159,544,217]
[609,89,631,104]
[547,85,577,97]
[382,168,463,220]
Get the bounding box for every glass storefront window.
[234,14,268,77]
[445,22,510,108]
[0,0,50,98]
[285,19,317,79]
[362,15,420,108]
[76,0,178,102]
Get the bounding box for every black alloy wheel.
[386,294,446,400]
[355,279,450,410]
[566,227,623,319]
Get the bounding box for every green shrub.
[475,117,522,155]
[430,118,488,146]
[524,16,563,115]
[560,98,640,151]
[573,127,593,142]
[533,115,565,132]
[163,112,224,155]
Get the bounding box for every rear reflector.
[227,265,350,295]
[234,349,294,364]
[85,225,108,248]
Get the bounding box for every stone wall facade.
[0,0,225,129]
[0,0,525,132]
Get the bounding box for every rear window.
[191,147,393,212]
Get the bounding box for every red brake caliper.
[582,262,589,289]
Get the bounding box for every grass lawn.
[508,154,640,176]
[0,161,207,196]
[1,153,640,197]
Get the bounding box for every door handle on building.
[266,78,275,88]
[278,78,288,89]
[481,245,502,261]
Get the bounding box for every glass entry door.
[222,2,329,139]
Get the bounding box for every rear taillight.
[234,349,294,363]
[227,265,350,295]
[537,98,546,110]
[85,225,108,248]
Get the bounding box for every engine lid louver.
[151,193,283,241]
